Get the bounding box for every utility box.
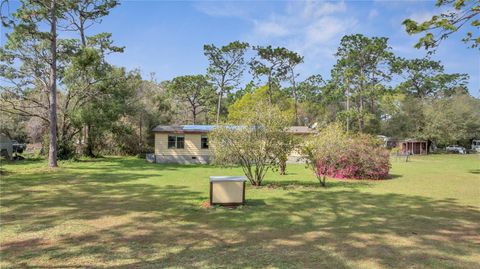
[209,176,247,206]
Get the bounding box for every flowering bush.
[301,124,390,186]
[315,134,390,180]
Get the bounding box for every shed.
[399,139,428,155]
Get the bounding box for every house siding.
[153,130,309,164]
[154,133,212,164]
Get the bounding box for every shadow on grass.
[1,158,479,268]
[244,199,267,206]
[262,179,373,190]
[1,156,44,164]
[469,169,480,174]
[68,157,210,173]
[0,167,11,176]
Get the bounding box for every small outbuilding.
[399,139,428,155]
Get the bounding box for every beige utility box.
[209,176,247,206]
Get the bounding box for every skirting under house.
[152,154,211,164]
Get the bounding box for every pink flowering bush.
[302,124,390,186]
[316,134,390,180]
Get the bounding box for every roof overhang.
[152,125,317,134]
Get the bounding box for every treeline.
[1,1,479,167]
[194,36,479,148]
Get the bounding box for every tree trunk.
[346,87,350,132]
[279,160,287,175]
[318,167,327,187]
[267,75,273,105]
[79,19,92,156]
[291,69,298,125]
[358,67,364,133]
[292,87,298,125]
[48,0,58,168]
[79,18,86,46]
[139,112,143,153]
[320,176,326,187]
[255,174,262,186]
[192,107,196,124]
[85,124,94,157]
[216,92,222,124]
[358,96,364,132]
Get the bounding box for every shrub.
[210,101,293,186]
[302,124,390,186]
[301,123,349,186]
[316,134,390,180]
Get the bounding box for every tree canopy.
[403,0,480,50]
[204,41,249,123]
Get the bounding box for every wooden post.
[209,182,213,206]
[242,181,246,205]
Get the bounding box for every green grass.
[1,154,479,268]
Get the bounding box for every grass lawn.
[1,154,479,268]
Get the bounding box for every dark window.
[201,135,209,149]
[167,135,184,149]
[168,135,176,149]
[176,136,184,149]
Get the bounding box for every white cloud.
[305,16,352,44]
[193,2,250,19]
[247,1,355,55]
[196,0,357,78]
[409,11,435,23]
[368,9,379,20]
[297,0,347,19]
[242,1,356,77]
[253,20,290,37]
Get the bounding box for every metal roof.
[152,125,316,134]
[182,125,215,132]
[152,125,215,133]
[151,125,184,133]
[400,139,427,143]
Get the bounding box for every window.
[201,135,209,149]
[176,136,184,149]
[167,135,184,149]
[168,136,176,149]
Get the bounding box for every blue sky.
[3,0,479,96]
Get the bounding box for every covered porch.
[399,140,428,155]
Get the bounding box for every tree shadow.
[262,179,373,190]
[68,158,211,173]
[387,173,403,179]
[469,169,480,174]
[244,199,267,206]
[1,158,479,268]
